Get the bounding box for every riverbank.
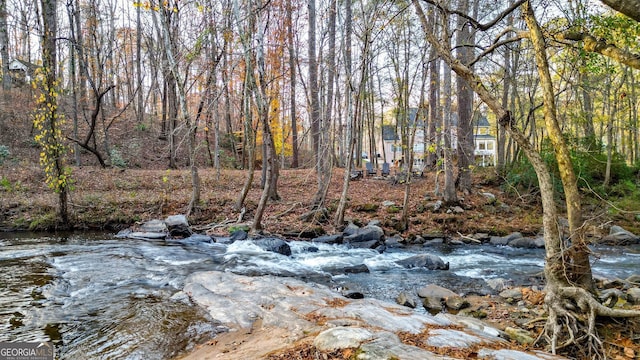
[3,164,635,239]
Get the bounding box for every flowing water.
[1,231,639,359]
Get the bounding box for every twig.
[456,231,481,243]
[270,202,302,220]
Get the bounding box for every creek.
[1,231,639,359]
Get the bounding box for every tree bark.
[0,0,10,91]
[523,2,593,290]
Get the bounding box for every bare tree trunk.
[287,0,298,168]
[441,12,457,204]
[0,0,10,91]
[334,0,354,226]
[455,0,475,193]
[136,1,144,124]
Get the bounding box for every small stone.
[504,326,535,345]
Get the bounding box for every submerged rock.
[396,254,449,270]
[252,238,292,256]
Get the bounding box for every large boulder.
[252,238,292,256]
[508,236,545,249]
[490,232,522,246]
[396,254,449,270]
[165,214,192,238]
[343,225,384,244]
[139,219,167,233]
[600,225,640,245]
[418,284,468,313]
[312,234,343,245]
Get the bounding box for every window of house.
[487,141,494,150]
[478,142,486,150]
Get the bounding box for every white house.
[8,59,39,84]
[378,109,497,169]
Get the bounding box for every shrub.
[0,145,9,164]
[109,148,127,168]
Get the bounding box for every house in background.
[8,59,39,85]
[377,109,497,169]
[473,115,497,166]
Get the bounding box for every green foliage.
[0,176,11,191]
[109,148,127,168]
[134,122,148,131]
[0,145,9,164]
[504,139,637,200]
[228,224,250,233]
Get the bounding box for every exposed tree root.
[542,286,640,359]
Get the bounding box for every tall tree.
[413,1,640,357]
[36,0,71,226]
[0,0,10,91]
[455,0,475,194]
[286,0,298,168]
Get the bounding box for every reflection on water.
[0,231,638,359]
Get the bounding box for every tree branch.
[561,32,640,70]
[600,0,640,22]
[418,0,526,31]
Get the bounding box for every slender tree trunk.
[0,0,10,91]
[334,0,354,226]
[136,1,144,124]
[442,13,457,204]
[287,0,298,168]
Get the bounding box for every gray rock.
[128,231,167,240]
[165,214,188,227]
[381,200,396,207]
[213,236,235,244]
[486,278,511,292]
[385,235,403,248]
[343,222,360,236]
[504,326,535,345]
[600,225,640,245]
[449,239,465,246]
[499,288,523,302]
[445,296,470,311]
[489,236,511,246]
[422,296,444,312]
[627,287,640,304]
[349,240,380,250]
[139,219,167,233]
[344,225,384,244]
[431,200,444,212]
[230,230,248,241]
[396,254,449,270]
[472,233,491,242]
[423,238,445,246]
[313,327,374,351]
[418,284,460,299]
[252,238,291,256]
[312,234,343,244]
[452,206,464,214]
[396,292,417,308]
[343,264,370,274]
[367,219,382,227]
[509,237,544,248]
[481,192,496,202]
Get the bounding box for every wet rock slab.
[182,271,566,359]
